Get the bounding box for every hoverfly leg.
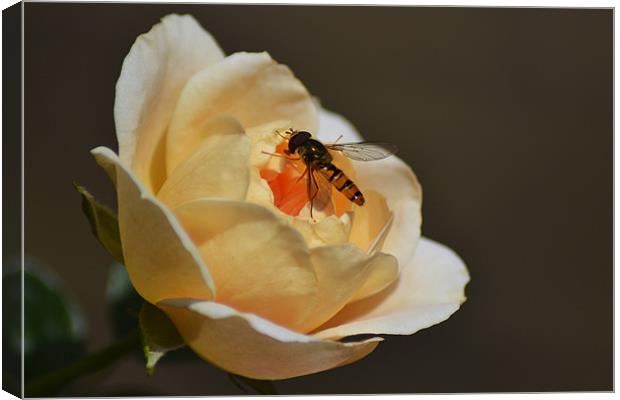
[261,150,300,161]
[296,167,309,183]
[334,134,343,144]
[307,168,321,221]
[312,172,320,193]
[306,167,314,219]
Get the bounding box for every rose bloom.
[92,14,470,379]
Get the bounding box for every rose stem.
[24,330,141,397]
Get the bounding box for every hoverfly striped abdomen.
[317,163,365,206]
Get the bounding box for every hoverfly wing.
[325,142,397,161]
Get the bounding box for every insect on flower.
[267,128,397,218]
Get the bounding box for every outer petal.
[353,156,422,268]
[290,214,352,248]
[159,299,382,379]
[316,107,422,268]
[171,198,397,333]
[245,119,290,170]
[304,245,398,332]
[311,214,352,245]
[172,199,318,331]
[115,14,224,192]
[348,238,399,303]
[313,237,469,339]
[157,115,250,208]
[348,190,392,253]
[244,120,290,213]
[166,52,317,174]
[91,147,215,303]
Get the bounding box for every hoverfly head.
[287,130,312,154]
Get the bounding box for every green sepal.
[138,302,185,375]
[73,183,124,263]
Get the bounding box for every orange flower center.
[260,142,352,218]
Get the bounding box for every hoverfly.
[273,129,397,218]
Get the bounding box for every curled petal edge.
[91,146,216,303]
[158,299,382,380]
[313,237,470,340]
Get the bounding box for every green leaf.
[4,257,87,384]
[138,302,185,375]
[74,183,124,263]
[3,256,22,396]
[228,373,278,395]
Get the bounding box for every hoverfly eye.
[288,131,312,153]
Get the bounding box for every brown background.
[18,3,612,394]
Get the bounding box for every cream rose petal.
[158,299,382,380]
[246,171,279,214]
[115,14,224,192]
[157,115,251,208]
[245,119,290,169]
[166,52,317,174]
[303,245,398,332]
[244,120,290,213]
[313,237,469,339]
[348,190,392,252]
[312,214,352,245]
[172,198,398,333]
[348,237,399,303]
[91,147,215,303]
[353,158,422,269]
[172,199,318,331]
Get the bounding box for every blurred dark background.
[15,3,612,395]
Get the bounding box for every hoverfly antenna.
[274,128,287,140]
[274,128,296,140]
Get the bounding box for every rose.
[92,14,470,379]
